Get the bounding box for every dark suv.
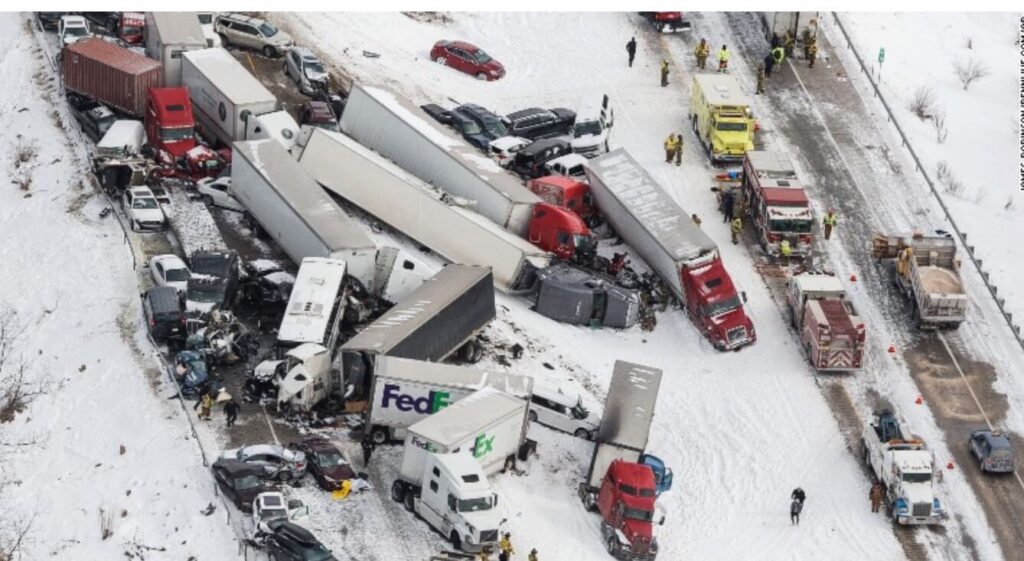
[263,519,337,561]
[188,250,240,311]
[142,286,185,344]
[501,107,576,140]
[453,104,508,148]
[509,138,573,179]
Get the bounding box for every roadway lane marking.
[260,402,280,445]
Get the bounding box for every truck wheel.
[528,410,538,423]
[370,427,389,445]
[583,491,597,512]
[574,428,592,440]
[390,480,406,503]
[201,194,214,206]
[449,531,462,551]
[403,490,416,512]
[262,45,277,58]
[606,536,619,555]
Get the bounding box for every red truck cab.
[118,13,145,44]
[685,254,756,350]
[527,175,596,222]
[597,460,661,561]
[527,203,594,263]
[741,151,813,256]
[145,88,197,158]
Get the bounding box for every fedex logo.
[381,383,452,414]
[472,433,494,459]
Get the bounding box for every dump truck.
[295,128,555,293]
[689,74,756,165]
[740,151,813,256]
[871,233,967,329]
[787,272,865,371]
[861,411,943,525]
[62,38,163,117]
[364,356,533,444]
[338,85,592,258]
[579,361,667,561]
[585,150,756,350]
[340,265,496,398]
[144,12,207,86]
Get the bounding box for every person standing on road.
[694,38,710,69]
[498,533,515,561]
[807,41,818,68]
[764,52,776,78]
[195,392,213,421]
[361,437,375,467]
[780,239,792,266]
[224,399,240,427]
[790,497,803,525]
[791,487,807,505]
[660,59,670,87]
[783,31,795,58]
[720,189,735,223]
[731,216,743,245]
[717,45,730,73]
[528,549,539,561]
[870,482,884,513]
[756,63,766,94]
[674,134,684,165]
[626,37,637,67]
[664,134,679,163]
[771,45,786,73]
[822,210,838,240]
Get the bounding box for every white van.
[570,94,614,157]
[528,386,600,440]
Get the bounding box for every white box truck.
[181,48,298,148]
[339,84,542,237]
[230,139,382,293]
[295,128,553,293]
[365,355,533,444]
[144,12,207,86]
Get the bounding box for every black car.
[263,519,337,561]
[240,260,295,310]
[449,111,491,151]
[142,286,185,344]
[67,96,117,143]
[189,250,240,310]
[80,12,119,33]
[509,138,573,179]
[36,12,63,30]
[454,104,508,143]
[501,107,576,140]
[211,459,268,513]
[420,103,452,125]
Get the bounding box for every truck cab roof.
[434,453,492,496]
[148,87,195,128]
[792,272,845,295]
[693,73,751,108]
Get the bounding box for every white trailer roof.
[375,356,533,399]
[149,12,206,45]
[596,361,663,449]
[233,139,375,253]
[278,258,347,345]
[694,73,751,107]
[793,272,845,294]
[586,150,717,262]
[746,151,799,185]
[409,387,524,448]
[182,48,275,106]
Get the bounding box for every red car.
[430,40,505,81]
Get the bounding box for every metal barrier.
[830,12,1024,353]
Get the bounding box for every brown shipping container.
[62,38,163,117]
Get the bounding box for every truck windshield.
[623,507,654,522]
[715,121,747,132]
[458,495,495,512]
[65,26,89,37]
[189,289,225,303]
[258,22,279,37]
[703,295,741,318]
[574,121,602,137]
[161,127,194,142]
[768,218,812,234]
[902,472,931,483]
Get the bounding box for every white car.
[150,255,191,294]
[543,153,588,180]
[488,136,531,168]
[528,386,600,440]
[284,47,328,95]
[58,15,90,47]
[122,186,166,232]
[252,492,309,539]
[196,176,244,212]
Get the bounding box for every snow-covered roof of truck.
[278,257,347,345]
[408,387,524,447]
[693,73,751,107]
[745,151,797,181]
[182,48,276,106]
[351,84,540,205]
[374,356,533,399]
[232,139,375,253]
[585,149,717,262]
[793,272,845,294]
[595,361,663,449]
[340,265,492,353]
[148,12,206,46]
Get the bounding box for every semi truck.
[340,265,496,398]
[740,151,813,256]
[578,361,666,561]
[689,74,756,165]
[295,128,555,293]
[338,84,592,258]
[62,37,163,117]
[143,87,197,158]
[787,272,865,371]
[871,233,968,329]
[229,140,383,294]
[180,48,298,149]
[861,411,943,525]
[585,150,756,350]
[144,12,207,86]
[364,356,533,445]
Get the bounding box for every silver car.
[284,47,328,95]
[220,444,308,481]
[214,13,293,57]
[968,430,1015,474]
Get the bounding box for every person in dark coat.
[626,37,637,67]
[721,189,735,222]
[224,399,240,427]
[791,487,806,505]
[790,498,803,525]
[764,52,776,78]
[361,438,375,467]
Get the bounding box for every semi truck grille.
[912,502,932,517]
[727,326,747,343]
[633,536,652,554]
[479,530,498,544]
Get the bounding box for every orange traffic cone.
[850,273,857,282]
[915,395,924,405]
[947,460,955,470]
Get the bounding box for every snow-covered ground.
[839,13,1024,327]
[0,13,241,559]
[276,12,909,560]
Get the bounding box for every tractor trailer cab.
[145,87,197,158]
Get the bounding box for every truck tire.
[574,428,592,440]
[606,536,619,555]
[390,480,406,503]
[403,490,416,512]
[449,531,462,551]
[528,410,538,423]
[370,426,389,446]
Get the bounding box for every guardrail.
[830,12,1024,354]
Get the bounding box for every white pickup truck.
[861,411,943,525]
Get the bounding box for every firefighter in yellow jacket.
[780,238,792,266]
[664,134,680,164]
[731,217,743,245]
[660,59,670,87]
[717,45,730,72]
[498,533,515,561]
[694,38,710,69]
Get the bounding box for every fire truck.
[740,151,813,257]
[787,272,865,371]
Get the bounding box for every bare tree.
[0,310,44,424]
[953,57,990,90]
[931,108,948,144]
[907,86,935,120]
[935,161,966,197]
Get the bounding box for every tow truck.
[861,411,943,525]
